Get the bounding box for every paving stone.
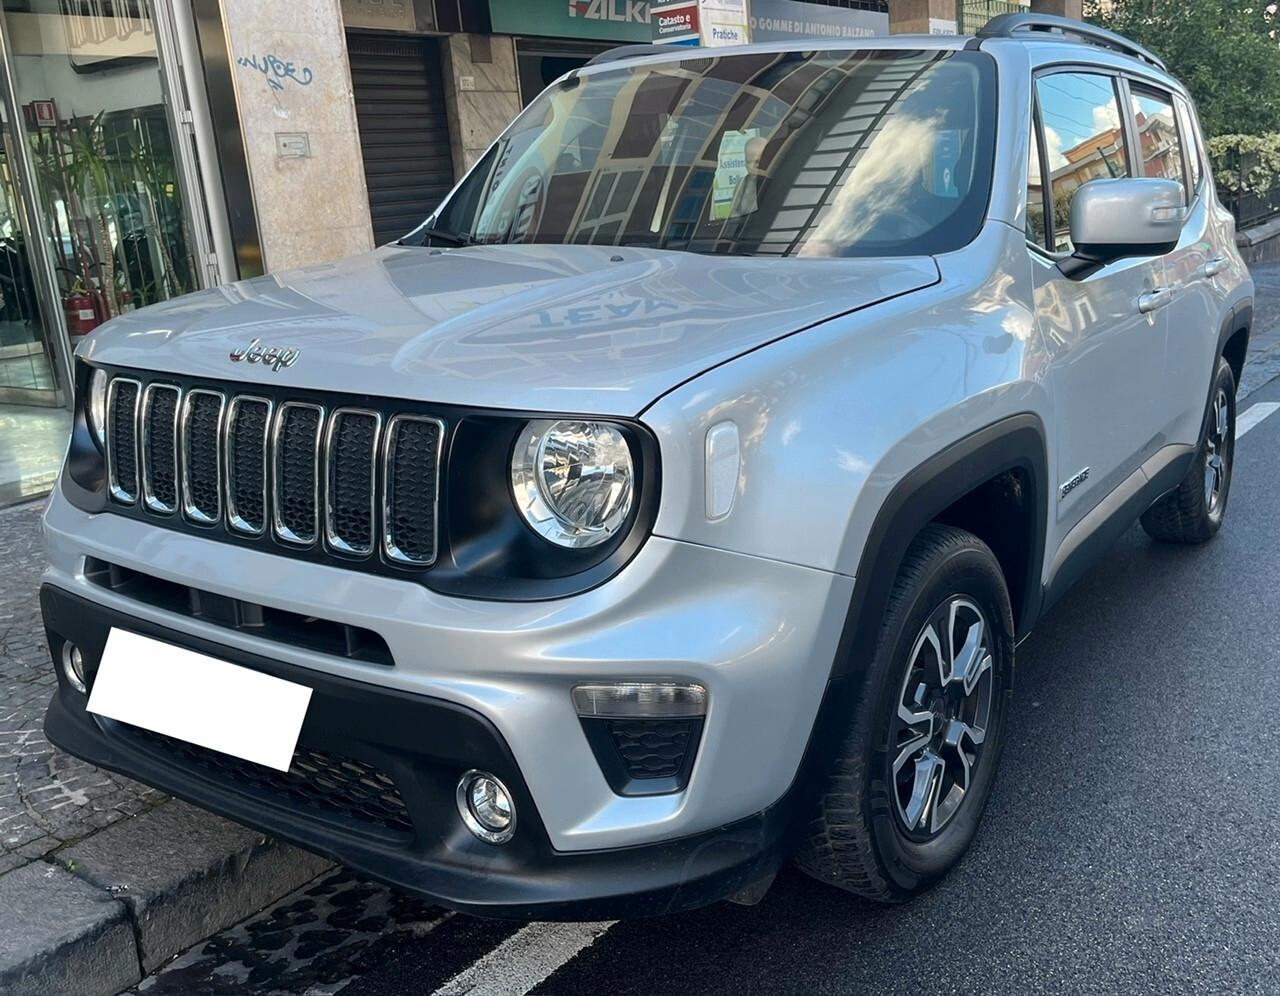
[1,497,330,982]
[56,799,334,973]
[0,859,140,996]
[0,498,162,873]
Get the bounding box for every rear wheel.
[1140,356,1236,544]
[794,524,1014,901]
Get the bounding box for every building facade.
[0,0,1076,504]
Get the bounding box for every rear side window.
[1035,72,1130,254]
[1174,94,1204,193]
[1129,85,1186,203]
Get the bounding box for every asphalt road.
[137,375,1280,996]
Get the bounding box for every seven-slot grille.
[103,373,443,570]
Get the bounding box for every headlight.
[86,367,109,448]
[511,419,634,548]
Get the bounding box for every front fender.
[640,223,1052,591]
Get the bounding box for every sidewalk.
[1241,260,1280,397]
[0,500,330,996]
[4,262,1280,996]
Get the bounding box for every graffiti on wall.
[236,53,315,92]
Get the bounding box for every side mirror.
[1058,178,1184,279]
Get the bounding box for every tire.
[794,524,1014,902]
[1140,356,1236,544]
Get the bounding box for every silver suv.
[42,15,1252,917]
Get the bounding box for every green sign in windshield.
[489,0,652,43]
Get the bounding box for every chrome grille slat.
[140,384,180,514]
[324,408,380,557]
[224,396,272,536]
[273,402,325,546]
[105,377,141,504]
[181,389,225,525]
[102,372,441,573]
[383,414,443,567]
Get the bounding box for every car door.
[1129,85,1222,448]
[1028,69,1169,550]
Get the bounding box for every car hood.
[81,243,939,416]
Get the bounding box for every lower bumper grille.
[609,718,698,779]
[123,724,414,838]
[579,716,704,797]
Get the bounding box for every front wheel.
[794,524,1014,902]
[1141,356,1236,544]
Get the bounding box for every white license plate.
[88,629,313,772]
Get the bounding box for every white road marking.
[1237,402,1280,438]
[432,920,616,996]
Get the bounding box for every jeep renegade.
[41,14,1252,917]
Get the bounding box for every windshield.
[417,48,995,259]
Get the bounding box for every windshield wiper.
[416,226,474,247]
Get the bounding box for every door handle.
[1137,287,1173,314]
[1200,256,1227,278]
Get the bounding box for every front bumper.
[40,489,854,916]
[43,584,799,918]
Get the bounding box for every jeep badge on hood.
[229,338,300,372]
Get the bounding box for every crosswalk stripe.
[1237,402,1280,438]
[431,920,616,996]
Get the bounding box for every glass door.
[0,0,210,505]
[0,95,69,503]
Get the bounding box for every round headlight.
[86,368,109,448]
[511,419,634,549]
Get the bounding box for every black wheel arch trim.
[1219,300,1252,383]
[1222,299,1252,351]
[833,412,1049,678]
[765,414,1049,862]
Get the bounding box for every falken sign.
[489,0,652,43]
[569,0,649,27]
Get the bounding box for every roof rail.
[977,12,1167,72]
[586,44,663,66]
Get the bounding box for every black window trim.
[1171,90,1208,204]
[1027,86,1052,254]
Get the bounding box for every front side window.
[423,49,997,258]
[1035,72,1130,254]
[1130,85,1186,202]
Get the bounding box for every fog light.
[457,770,516,844]
[61,642,87,693]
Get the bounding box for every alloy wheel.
[890,596,995,839]
[1204,387,1230,516]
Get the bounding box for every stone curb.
[1236,215,1280,249]
[0,798,332,996]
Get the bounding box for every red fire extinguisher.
[64,291,100,336]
